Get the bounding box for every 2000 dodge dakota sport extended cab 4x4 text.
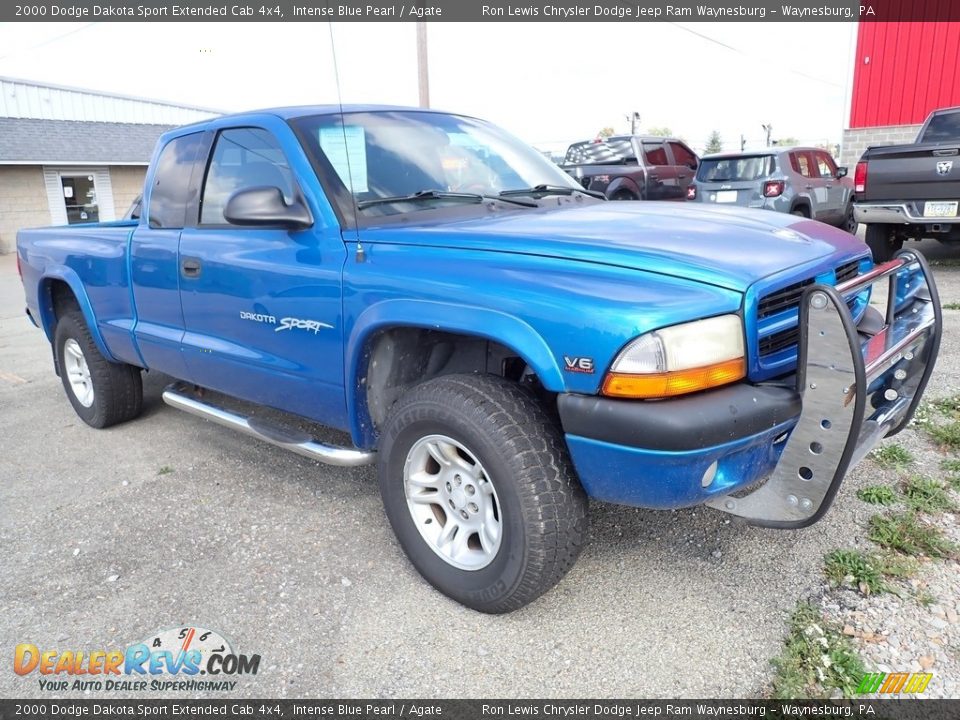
[17,106,943,612]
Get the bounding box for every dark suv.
[690,147,858,234]
[562,135,699,201]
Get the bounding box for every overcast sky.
[0,21,858,153]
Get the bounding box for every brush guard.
[706,250,942,528]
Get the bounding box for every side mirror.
[224,186,312,229]
[835,166,848,179]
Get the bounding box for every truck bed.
[859,142,960,202]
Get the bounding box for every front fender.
[345,299,564,449]
[37,266,117,363]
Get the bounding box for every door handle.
[805,184,813,190]
[678,174,687,179]
[181,258,202,278]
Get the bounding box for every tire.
[790,207,809,218]
[841,203,859,235]
[610,190,637,201]
[377,373,589,613]
[864,224,903,263]
[54,306,143,428]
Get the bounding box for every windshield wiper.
[500,184,606,200]
[357,189,536,210]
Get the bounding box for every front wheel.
[377,374,589,613]
[54,307,143,428]
[864,224,903,263]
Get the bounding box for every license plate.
[923,201,958,217]
[715,190,737,203]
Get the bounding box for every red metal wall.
[850,18,960,128]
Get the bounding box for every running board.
[162,383,376,468]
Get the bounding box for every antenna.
[327,22,364,261]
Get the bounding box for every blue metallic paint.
[16,106,876,511]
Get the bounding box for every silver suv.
[690,147,858,234]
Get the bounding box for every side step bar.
[162,383,376,468]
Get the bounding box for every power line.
[0,23,100,63]
[667,23,842,88]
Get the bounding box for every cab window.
[148,132,204,229]
[815,152,838,179]
[200,128,296,226]
[642,142,669,167]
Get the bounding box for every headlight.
[602,314,746,399]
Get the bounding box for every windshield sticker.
[319,125,368,193]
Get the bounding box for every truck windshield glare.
[291,111,583,216]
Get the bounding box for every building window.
[43,167,116,226]
[60,173,100,224]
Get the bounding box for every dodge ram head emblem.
[937,161,953,175]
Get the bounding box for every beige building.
[0,77,220,255]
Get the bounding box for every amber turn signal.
[602,357,746,399]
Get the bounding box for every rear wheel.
[865,224,903,263]
[841,203,858,235]
[610,190,638,201]
[377,374,589,613]
[790,206,810,218]
[54,306,143,428]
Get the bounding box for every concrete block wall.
[840,124,923,168]
[0,166,49,255]
[108,165,147,218]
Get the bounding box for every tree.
[597,126,615,138]
[646,126,673,137]
[774,136,799,147]
[705,131,723,154]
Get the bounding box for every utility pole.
[740,134,746,151]
[761,123,773,147]
[625,111,640,134]
[416,22,430,108]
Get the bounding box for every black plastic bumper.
[557,383,801,452]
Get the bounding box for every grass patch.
[824,550,885,594]
[856,485,897,506]
[869,444,913,469]
[926,421,960,451]
[902,476,957,513]
[933,395,960,418]
[868,512,957,559]
[941,458,960,474]
[771,602,865,699]
[823,549,918,595]
[943,302,960,310]
[157,466,174,476]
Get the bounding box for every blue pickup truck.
[17,106,942,613]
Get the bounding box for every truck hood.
[359,201,867,292]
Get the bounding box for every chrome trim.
[854,201,960,225]
[162,383,376,467]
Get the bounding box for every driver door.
[177,124,349,429]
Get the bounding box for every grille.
[757,278,815,319]
[757,260,863,358]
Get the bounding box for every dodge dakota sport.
[855,106,960,261]
[17,106,942,612]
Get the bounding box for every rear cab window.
[564,138,637,165]
[147,132,205,229]
[696,155,774,182]
[919,110,960,143]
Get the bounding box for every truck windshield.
[920,110,960,144]
[564,138,636,165]
[697,155,775,182]
[291,111,582,218]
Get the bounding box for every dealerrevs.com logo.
[14,626,261,692]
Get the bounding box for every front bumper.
[854,201,960,225]
[559,251,941,527]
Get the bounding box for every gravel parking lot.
[1,240,958,699]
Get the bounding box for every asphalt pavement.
[1,238,959,699]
